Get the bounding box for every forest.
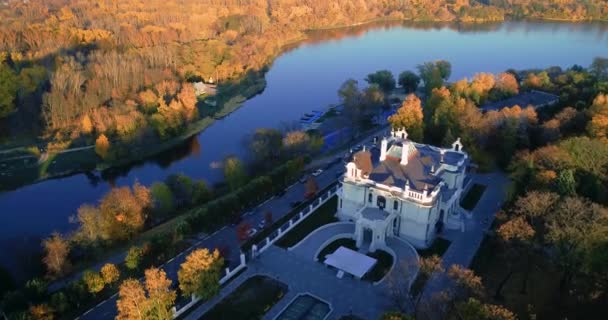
[0,0,607,164]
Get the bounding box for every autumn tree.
[495,216,534,297]
[95,134,110,159]
[495,72,519,96]
[586,93,608,140]
[398,71,421,93]
[42,232,71,278]
[100,263,120,285]
[74,183,151,244]
[388,94,424,142]
[81,114,93,134]
[546,196,608,291]
[144,268,176,320]
[116,268,176,320]
[83,270,105,294]
[178,248,223,300]
[116,279,147,320]
[29,304,54,320]
[454,298,516,320]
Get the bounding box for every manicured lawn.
[275,196,338,248]
[460,184,486,210]
[202,275,287,320]
[363,250,393,282]
[316,238,357,262]
[416,237,451,258]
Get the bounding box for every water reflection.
[99,136,202,184]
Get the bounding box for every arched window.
[377,196,386,209]
[393,200,399,210]
[368,193,372,203]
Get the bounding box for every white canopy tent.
[324,246,377,279]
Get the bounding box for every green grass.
[460,184,487,211]
[363,250,393,282]
[416,237,451,258]
[202,275,287,320]
[274,196,338,248]
[316,238,357,262]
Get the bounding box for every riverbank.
[0,73,267,192]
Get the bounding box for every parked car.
[247,228,258,237]
[258,221,266,230]
[312,169,323,176]
[298,175,308,183]
[275,189,287,197]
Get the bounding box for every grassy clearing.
[363,250,393,282]
[460,183,487,211]
[274,196,338,248]
[202,275,287,320]
[316,238,357,262]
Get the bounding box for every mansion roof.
[352,140,465,192]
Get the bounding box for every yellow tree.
[101,263,120,285]
[116,268,176,320]
[145,268,176,320]
[42,232,71,277]
[29,304,54,320]
[178,248,223,300]
[388,94,424,142]
[81,114,93,134]
[587,93,608,140]
[95,134,110,159]
[117,279,148,320]
[83,270,105,294]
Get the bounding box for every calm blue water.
[1,21,607,279]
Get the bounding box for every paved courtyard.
[186,223,420,320]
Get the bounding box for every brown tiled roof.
[353,150,373,176]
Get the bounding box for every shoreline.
[1,17,607,192]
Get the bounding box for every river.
[1,20,607,280]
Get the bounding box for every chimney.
[400,142,409,165]
[380,137,388,161]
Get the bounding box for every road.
[77,127,389,319]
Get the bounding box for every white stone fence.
[251,184,340,257]
[172,253,247,318]
[171,183,340,318]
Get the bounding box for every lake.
[1,20,607,280]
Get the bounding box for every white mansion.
[337,128,469,251]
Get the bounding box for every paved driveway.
[290,222,355,260]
